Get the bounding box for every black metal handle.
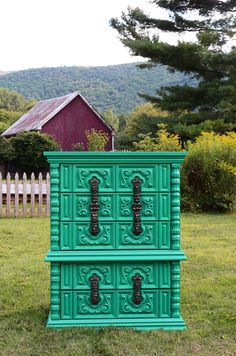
[89,176,100,235]
[132,177,142,235]
[90,274,100,305]
[132,273,142,304]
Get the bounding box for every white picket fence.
[0,172,50,217]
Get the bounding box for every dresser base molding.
[46,313,186,330]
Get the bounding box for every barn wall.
[42,97,113,151]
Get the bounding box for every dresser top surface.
[44,151,187,164]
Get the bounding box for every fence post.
[0,172,2,217]
[14,173,19,217]
[22,173,27,217]
[6,173,11,217]
[38,172,43,216]
[30,173,35,217]
[46,172,50,216]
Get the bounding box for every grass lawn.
[1,213,236,356]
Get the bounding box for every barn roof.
[1,91,114,136]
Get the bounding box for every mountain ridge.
[0,63,193,113]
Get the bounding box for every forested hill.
[0,63,193,113]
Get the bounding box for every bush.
[11,131,60,174]
[181,132,236,212]
[133,125,182,151]
[85,129,109,151]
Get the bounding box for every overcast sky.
[0,0,161,71]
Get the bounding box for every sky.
[0,0,160,71]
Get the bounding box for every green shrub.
[12,131,60,174]
[133,125,182,151]
[85,129,109,151]
[181,132,236,212]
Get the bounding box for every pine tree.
[111,1,236,139]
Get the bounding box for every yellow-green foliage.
[125,103,168,134]
[182,132,236,211]
[85,128,109,151]
[134,125,182,151]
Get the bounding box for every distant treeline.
[0,63,194,113]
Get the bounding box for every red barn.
[1,92,114,150]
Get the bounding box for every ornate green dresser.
[44,152,187,330]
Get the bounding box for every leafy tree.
[102,108,119,132]
[0,89,37,135]
[11,131,60,174]
[116,103,168,150]
[0,137,15,163]
[0,122,9,135]
[85,129,109,151]
[0,88,28,111]
[111,1,236,137]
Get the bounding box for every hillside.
[0,63,193,113]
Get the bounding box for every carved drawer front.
[61,262,171,290]
[117,193,170,221]
[74,290,115,319]
[117,193,158,221]
[117,289,158,318]
[73,193,115,221]
[60,193,115,221]
[60,290,171,320]
[61,263,115,290]
[73,263,115,290]
[61,193,170,221]
[117,262,171,289]
[61,291,116,319]
[116,165,157,192]
[116,164,170,192]
[116,221,171,249]
[60,221,170,250]
[60,164,115,192]
[74,165,115,192]
[117,290,171,318]
[116,222,158,249]
[60,222,115,250]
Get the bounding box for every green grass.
[1,214,236,356]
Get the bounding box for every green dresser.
[44,152,187,330]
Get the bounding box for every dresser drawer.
[61,262,171,290]
[60,163,170,193]
[60,193,170,222]
[60,164,116,192]
[117,193,170,221]
[60,221,170,250]
[116,164,170,192]
[60,289,171,319]
[61,290,116,319]
[60,222,116,250]
[60,193,116,221]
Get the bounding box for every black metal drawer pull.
[132,273,142,304]
[132,177,142,235]
[89,176,100,235]
[90,274,100,305]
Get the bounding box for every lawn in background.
[1,213,236,356]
